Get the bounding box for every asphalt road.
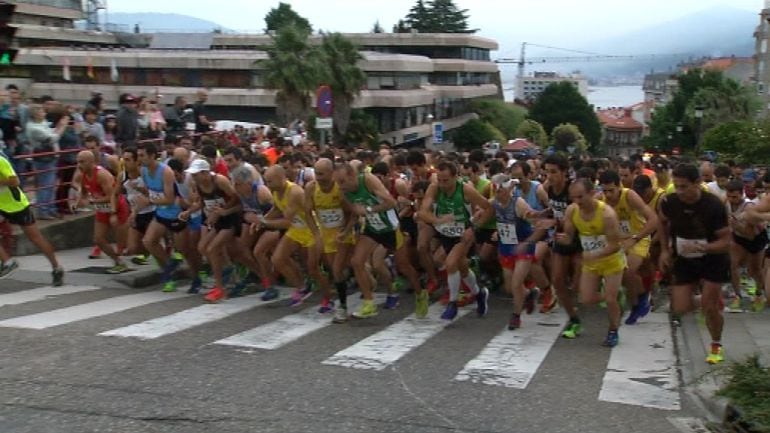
[0,278,707,433]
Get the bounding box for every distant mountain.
[99,12,230,33]
[504,6,759,82]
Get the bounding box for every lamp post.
[694,106,704,157]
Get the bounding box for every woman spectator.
[26,104,68,219]
[102,114,117,154]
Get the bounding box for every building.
[597,108,644,158]
[755,0,770,117]
[641,72,679,127]
[1,1,502,147]
[515,72,588,102]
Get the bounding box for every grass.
[716,355,770,432]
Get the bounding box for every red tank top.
[83,166,107,198]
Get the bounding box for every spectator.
[5,85,30,184]
[147,99,166,138]
[115,93,139,151]
[26,104,69,219]
[103,114,117,152]
[51,106,82,214]
[82,106,105,144]
[163,96,191,139]
[193,89,212,134]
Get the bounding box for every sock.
[462,270,480,295]
[448,271,461,302]
[335,281,347,308]
[570,316,581,324]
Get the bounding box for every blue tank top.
[141,163,180,220]
[514,180,544,211]
[240,182,272,216]
[493,195,532,245]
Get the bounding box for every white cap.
[185,159,210,174]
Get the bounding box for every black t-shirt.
[192,102,210,133]
[547,181,571,229]
[660,191,728,254]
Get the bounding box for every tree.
[404,0,435,32]
[551,123,588,154]
[401,0,475,33]
[308,109,380,148]
[515,119,549,148]
[528,81,601,151]
[371,20,384,33]
[470,99,526,140]
[264,2,312,34]
[318,33,366,144]
[260,24,323,124]
[702,120,770,163]
[393,19,410,33]
[452,118,505,151]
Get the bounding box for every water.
[503,84,644,109]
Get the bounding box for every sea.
[503,85,644,109]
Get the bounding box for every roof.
[700,57,754,72]
[503,138,535,151]
[596,109,643,131]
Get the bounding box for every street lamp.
[694,106,704,156]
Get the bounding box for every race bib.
[204,198,225,212]
[148,190,164,201]
[676,237,707,259]
[365,212,388,232]
[291,215,306,229]
[619,220,631,235]
[496,222,518,245]
[317,208,344,229]
[93,202,112,212]
[552,209,565,220]
[436,221,465,238]
[580,235,607,253]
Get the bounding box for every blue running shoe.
[603,330,619,348]
[289,288,313,307]
[188,276,203,294]
[229,279,248,298]
[476,287,489,317]
[222,266,235,286]
[636,293,651,318]
[625,305,642,325]
[384,294,400,310]
[161,259,181,282]
[441,301,458,321]
[261,287,279,301]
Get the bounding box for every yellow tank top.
[572,200,607,238]
[313,182,345,230]
[648,188,665,212]
[613,188,645,236]
[273,181,308,229]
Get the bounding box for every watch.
[631,234,640,242]
[365,206,373,214]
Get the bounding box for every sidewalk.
[677,303,770,425]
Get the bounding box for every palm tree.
[319,33,366,145]
[260,24,322,125]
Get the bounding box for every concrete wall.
[12,213,95,257]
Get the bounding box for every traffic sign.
[315,117,333,129]
[316,85,333,118]
[432,122,444,144]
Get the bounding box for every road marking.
[0,285,102,308]
[322,303,472,371]
[0,291,189,329]
[213,294,381,350]
[99,289,292,340]
[454,313,567,388]
[599,312,680,410]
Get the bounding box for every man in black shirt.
[658,163,730,365]
[193,90,212,134]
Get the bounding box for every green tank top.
[344,173,399,234]
[475,178,497,229]
[434,180,471,237]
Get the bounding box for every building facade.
[597,108,644,158]
[515,72,588,102]
[755,1,770,117]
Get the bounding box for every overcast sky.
[109,0,762,57]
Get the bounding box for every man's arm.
[150,167,177,206]
[214,175,242,216]
[417,184,440,225]
[515,197,546,243]
[364,173,397,213]
[627,189,659,239]
[590,205,622,260]
[463,182,493,226]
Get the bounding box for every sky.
[108,0,763,58]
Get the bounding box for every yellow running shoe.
[415,290,429,319]
[706,344,724,365]
[352,299,378,319]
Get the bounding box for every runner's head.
[231,165,255,197]
[568,178,595,208]
[598,170,622,202]
[543,154,568,186]
[333,162,359,193]
[632,174,653,201]
[436,161,458,192]
[314,158,334,187]
[406,150,427,177]
[139,142,159,167]
[371,161,390,186]
[264,165,287,192]
[714,164,731,190]
[76,150,95,172]
[671,163,702,203]
[461,161,482,184]
[725,179,745,206]
[185,158,212,184]
[222,146,244,172]
[618,161,635,188]
[510,161,531,185]
[123,147,139,171]
[83,135,100,152]
[167,158,186,183]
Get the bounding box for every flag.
[86,56,95,80]
[110,58,119,82]
[62,58,71,81]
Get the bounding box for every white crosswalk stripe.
[454,313,567,388]
[322,303,473,371]
[0,285,683,411]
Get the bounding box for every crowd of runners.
[2,93,770,366]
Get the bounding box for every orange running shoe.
[205,287,227,303]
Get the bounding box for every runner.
[119,147,155,266]
[417,161,493,321]
[558,178,626,347]
[335,161,428,321]
[658,163,730,364]
[168,158,205,294]
[0,153,64,284]
[72,150,130,274]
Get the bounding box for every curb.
[114,268,191,289]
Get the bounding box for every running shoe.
[188,276,203,294]
[508,313,522,330]
[706,343,724,364]
[289,287,312,308]
[205,286,226,303]
[602,330,620,348]
[352,300,378,319]
[636,292,651,318]
[671,314,682,327]
[52,267,64,287]
[441,301,458,321]
[222,266,235,286]
[228,279,248,298]
[752,296,766,313]
[726,296,743,313]
[162,280,177,293]
[562,320,583,339]
[540,288,558,314]
[131,255,149,265]
[332,306,349,323]
[0,259,19,279]
[261,287,280,301]
[415,290,429,318]
[457,291,476,307]
[171,251,184,262]
[106,263,129,275]
[88,246,101,259]
[524,288,538,315]
[426,278,440,296]
[318,297,335,314]
[476,287,489,317]
[384,294,400,310]
[162,259,181,281]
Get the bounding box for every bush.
[452,118,505,151]
[717,355,770,432]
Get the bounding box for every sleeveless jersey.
[313,182,346,230]
[571,200,624,265]
[494,195,532,245]
[612,188,645,237]
[198,175,229,217]
[240,182,271,217]
[344,173,399,234]
[434,180,471,238]
[142,163,180,220]
[83,166,112,213]
[122,171,155,215]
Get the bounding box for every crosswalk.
[0,284,682,411]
